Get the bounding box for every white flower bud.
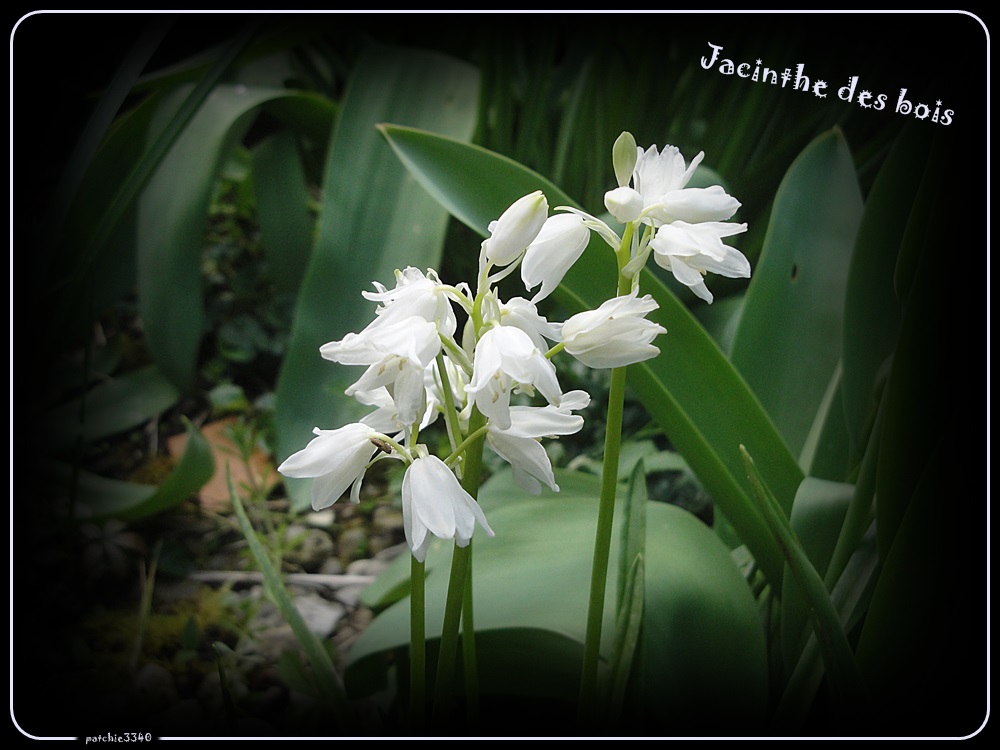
[482,190,549,266]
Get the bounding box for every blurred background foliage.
[12,11,986,737]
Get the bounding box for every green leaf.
[53,418,213,521]
[274,44,479,512]
[729,128,864,465]
[46,364,180,457]
[840,124,930,457]
[48,25,258,353]
[798,361,854,482]
[873,188,954,557]
[740,447,866,714]
[378,124,802,587]
[346,468,767,734]
[251,129,321,296]
[778,477,855,673]
[616,459,647,615]
[138,84,330,391]
[606,554,644,724]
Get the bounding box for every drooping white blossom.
[277,423,386,511]
[360,266,459,338]
[486,390,591,494]
[465,325,563,431]
[401,451,495,562]
[630,144,741,227]
[497,296,562,352]
[648,220,750,303]
[560,292,666,369]
[321,316,441,427]
[520,212,591,303]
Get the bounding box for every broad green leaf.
[347,469,767,734]
[378,124,802,586]
[47,25,259,354]
[46,94,158,347]
[729,129,863,466]
[46,364,180,457]
[777,521,880,730]
[251,130,317,296]
[274,44,479,512]
[606,554,644,723]
[840,124,930,457]
[51,418,213,521]
[138,83,332,392]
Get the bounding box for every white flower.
[648,220,750,303]
[361,266,458,338]
[402,452,495,562]
[520,212,591,302]
[321,316,441,427]
[277,423,383,511]
[616,144,741,228]
[486,390,590,494]
[560,292,666,368]
[497,296,561,351]
[465,326,562,431]
[482,190,549,267]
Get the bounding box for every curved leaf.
[840,124,930,457]
[377,124,803,585]
[251,130,316,296]
[138,84,332,391]
[53,418,214,521]
[346,469,767,734]
[779,477,855,672]
[273,44,479,511]
[46,364,180,457]
[729,128,863,466]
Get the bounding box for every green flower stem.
[409,555,426,732]
[462,543,480,728]
[578,221,637,724]
[431,407,488,727]
[443,424,491,467]
[431,543,472,727]
[435,351,464,453]
[577,363,628,722]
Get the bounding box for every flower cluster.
[278,134,749,562]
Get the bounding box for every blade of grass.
[228,467,353,729]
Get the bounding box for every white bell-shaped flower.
[560,292,666,369]
[649,220,750,304]
[361,266,458,339]
[465,326,562,431]
[520,212,591,302]
[629,144,741,228]
[604,186,644,224]
[321,316,441,427]
[486,390,590,494]
[277,423,383,511]
[498,296,562,352]
[402,451,495,562]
